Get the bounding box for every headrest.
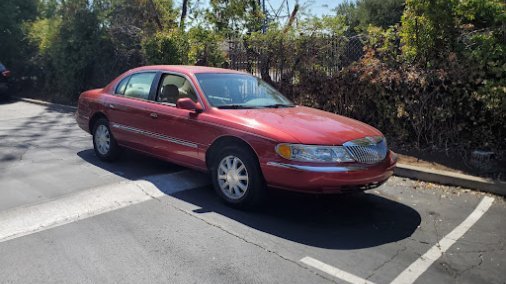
[160,84,179,103]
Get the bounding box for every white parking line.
[301,196,495,284]
[391,196,494,284]
[301,256,375,284]
[0,171,209,243]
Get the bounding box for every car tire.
[210,145,265,209]
[92,118,120,162]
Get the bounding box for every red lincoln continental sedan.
[76,65,397,207]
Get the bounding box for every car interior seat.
[159,84,179,104]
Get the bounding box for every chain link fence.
[226,35,366,82]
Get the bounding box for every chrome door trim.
[111,123,198,149]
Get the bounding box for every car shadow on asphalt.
[77,149,183,180]
[170,187,421,250]
[78,147,421,250]
[0,96,17,105]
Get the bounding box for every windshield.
[195,73,294,109]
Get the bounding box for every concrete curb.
[395,163,506,196]
[15,96,77,110]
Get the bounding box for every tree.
[31,0,111,101]
[335,0,405,32]
[334,1,359,32]
[180,0,189,30]
[0,0,37,69]
[106,0,178,34]
[206,0,264,36]
[103,0,179,72]
[400,0,458,65]
[142,30,189,65]
[187,26,225,66]
[455,0,505,28]
[357,0,405,28]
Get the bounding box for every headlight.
[275,144,355,163]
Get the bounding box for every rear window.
[123,72,156,100]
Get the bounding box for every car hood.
[219,106,383,145]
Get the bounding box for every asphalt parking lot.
[0,99,504,283]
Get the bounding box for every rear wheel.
[92,118,120,161]
[211,145,265,208]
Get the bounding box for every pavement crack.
[366,245,407,280]
[407,237,431,245]
[456,253,484,278]
[441,253,484,281]
[167,203,336,283]
[431,213,442,251]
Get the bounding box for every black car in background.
[0,63,11,97]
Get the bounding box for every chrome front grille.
[343,136,388,164]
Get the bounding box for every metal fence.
[227,35,366,81]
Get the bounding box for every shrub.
[187,26,226,66]
[41,0,107,103]
[400,0,458,65]
[142,30,189,65]
[282,25,505,156]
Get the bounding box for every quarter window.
[123,72,156,100]
[157,74,198,104]
[115,76,130,95]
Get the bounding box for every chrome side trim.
[266,162,365,173]
[111,123,198,148]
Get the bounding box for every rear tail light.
[2,70,11,77]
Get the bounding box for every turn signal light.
[276,144,292,159]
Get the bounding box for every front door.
[140,72,208,169]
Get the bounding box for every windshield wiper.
[217,105,257,109]
[263,104,295,108]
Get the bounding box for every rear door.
[105,71,160,152]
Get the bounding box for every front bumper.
[261,151,397,193]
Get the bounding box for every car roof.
[129,65,248,76]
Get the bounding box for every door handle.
[108,104,115,109]
[150,112,158,119]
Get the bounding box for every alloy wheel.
[94,124,111,155]
[217,155,249,200]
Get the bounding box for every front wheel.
[211,146,265,208]
[92,118,120,161]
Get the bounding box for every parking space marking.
[0,171,209,243]
[391,196,495,284]
[301,256,375,284]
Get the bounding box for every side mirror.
[176,98,203,113]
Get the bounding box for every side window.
[157,74,198,104]
[123,72,156,100]
[115,76,130,95]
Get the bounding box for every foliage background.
[0,0,504,160]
